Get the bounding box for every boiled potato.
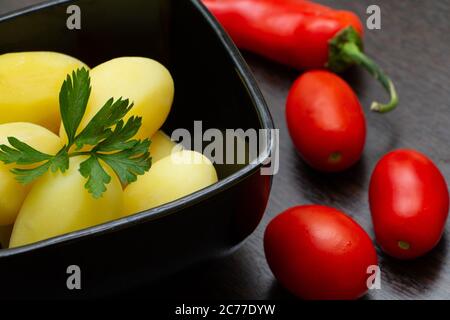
[0,122,63,225]
[149,130,182,163]
[123,150,218,216]
[60,57,174,141]
[0,52,88,133]
[9,156,123,248]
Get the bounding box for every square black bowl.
[0,0,274,298]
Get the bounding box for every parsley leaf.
[10,161,52,185]
[0,138,69,185]
[95,116,142,152]
[60,68,91,145]
[0,67,153,198]
[79,155,111,199]
[0,137,52,165]
[98,139,151,185]
[74,98,133,150]
[49,149,70,173]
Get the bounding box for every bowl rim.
[0,0,275,256]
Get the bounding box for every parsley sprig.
[0,68,152,198]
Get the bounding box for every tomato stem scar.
[398,241,410,250]
[329,152,342,164]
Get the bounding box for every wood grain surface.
[1,0,449,300]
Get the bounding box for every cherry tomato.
[369,149,449,259]
[264,205,378,300]
[286,70,366,172]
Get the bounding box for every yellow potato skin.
[0,52,88,133]
[0,167,31,226]
[9,156,123,248]
[123,150,218,216]
[60,57,174,141]
[149,131,182,163]
[0,123,63,225]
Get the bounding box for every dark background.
[2,0,449,300]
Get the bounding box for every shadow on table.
[112,232,447,300]
[376,233,448,298]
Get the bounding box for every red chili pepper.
[202,0,398,113]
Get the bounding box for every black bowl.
[0,0,274,298]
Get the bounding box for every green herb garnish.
[0,68,151,198]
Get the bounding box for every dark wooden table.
[2,0,449,300]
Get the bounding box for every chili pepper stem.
[341,42,399,113]
[328,27,399,113]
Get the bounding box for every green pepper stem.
[341,42,399,113]
[327,27,399,113]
